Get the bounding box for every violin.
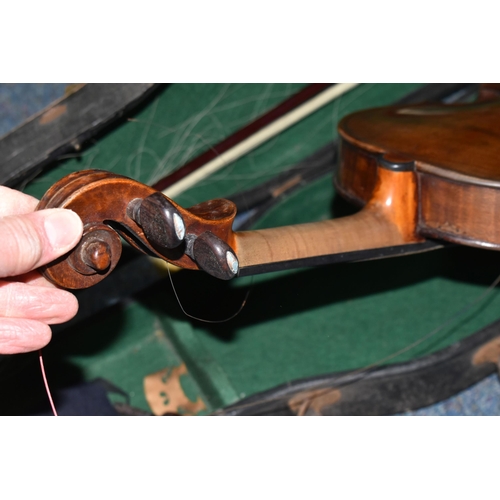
[36,85,500,290]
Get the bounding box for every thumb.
[0,209,83,277]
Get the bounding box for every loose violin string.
[39,349,58,416]
[214,270,500,415]
[166,265,251,324]
[37,266,249,416]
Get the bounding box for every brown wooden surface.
[419,173,500,249]
[234,167,422,269]
[338,96,500,252]
[339,100,500,184]
[335,138,378,206]
[37,170,238,288]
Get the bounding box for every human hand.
[0,186,83,354]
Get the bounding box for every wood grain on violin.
[36,95,500,289]
[338,99,500,249]
[234,166,423,270]
[37,170,238,288]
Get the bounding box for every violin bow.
[152,83,474,199]
[152,83,358,197]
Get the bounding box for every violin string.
[166,265,251,324]
[39,349,58,416]
[214,270,500,415]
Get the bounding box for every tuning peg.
[128,192,186,250]
[191,231,239,280]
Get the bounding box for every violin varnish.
[235,167,423,269]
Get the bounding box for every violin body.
[338,100,500,249]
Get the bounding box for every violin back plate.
[338,100,500,249]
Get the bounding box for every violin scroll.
[37,170,239,289]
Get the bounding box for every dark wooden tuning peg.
[128,192,186,251]
[191,231,239,280]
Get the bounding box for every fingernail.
[43,209,83,251]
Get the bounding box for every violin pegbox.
[129,192,239,280]
[36,170,239,289]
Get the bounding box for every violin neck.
[233,167,432,276]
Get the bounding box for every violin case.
[1,83,500,416]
